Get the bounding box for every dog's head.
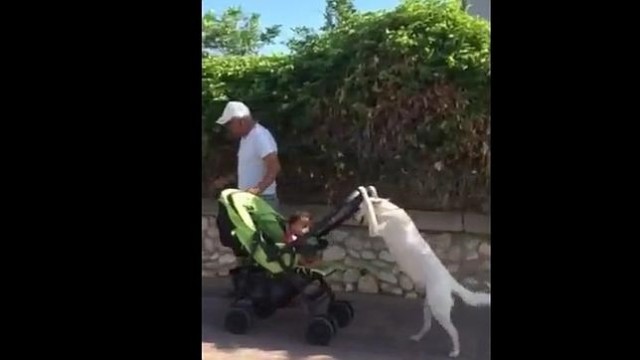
[353,185,386,224]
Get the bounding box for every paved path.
[202,284,490,360]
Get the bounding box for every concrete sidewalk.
[202,278,491,360]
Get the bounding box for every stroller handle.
[292,188,364,247]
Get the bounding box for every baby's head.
[288,211,312,236]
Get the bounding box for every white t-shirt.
[237,123,278,195]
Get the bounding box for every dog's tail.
[450,278,491,307]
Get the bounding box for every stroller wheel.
[224,307,252,335]
[305,315,335,346]
[329,300,354,328]
[327,314,339,334]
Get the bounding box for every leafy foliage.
[202,7,281,56]
[322,0,356,30]
[203,0,490,212]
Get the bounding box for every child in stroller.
[283,211,311,243]
[284,211,322,267]
[215,187,374,345]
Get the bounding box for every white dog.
[355,186,490,358]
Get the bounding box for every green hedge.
[203,0,490,212]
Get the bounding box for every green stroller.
[215,188,368,345]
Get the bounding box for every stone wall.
[202,202,491,297]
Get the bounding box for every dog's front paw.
[410,334,422,342]
[448,349,460,358]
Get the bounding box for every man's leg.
[261,193,280,212]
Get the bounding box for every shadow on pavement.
[202,288,490,360]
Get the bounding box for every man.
[212,101,281,210]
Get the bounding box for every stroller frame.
[215,188,368,345]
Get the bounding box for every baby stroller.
[216,188,366,345]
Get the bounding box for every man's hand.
[250,153,280,195]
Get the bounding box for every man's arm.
[252,152,281,194]
[247,129,281,195]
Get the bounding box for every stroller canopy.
[217,189,293,274]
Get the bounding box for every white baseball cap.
[216,101,251,125]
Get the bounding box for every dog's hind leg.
[432,302,460,357]
[427,283,460,357]
[410,296,432,341]
[434,310,460,358]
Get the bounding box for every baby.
[284,211,320,266]
[284,211,311,244]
